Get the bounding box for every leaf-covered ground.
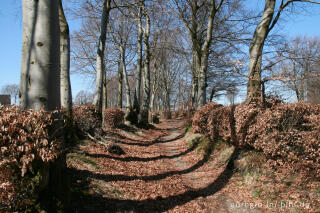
[66,119,319,213]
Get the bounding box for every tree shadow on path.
[69,149,239,213]
[84,139,199,162]
[107,129,187,147]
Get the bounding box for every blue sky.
[1,0,320,104]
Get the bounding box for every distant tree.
[93,0,111,115]
[74,90,94,105]
[246,0,320,104]
[1,84,19,104]
[109,8,136,122]
[226,86,238,105]
[308,75,320,104]
[272,36,320,102]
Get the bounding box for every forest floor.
[66,119,319,213]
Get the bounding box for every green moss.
[196,135,212,156]
[71,187,91,197]
[186,125,192,133]
[78,139,91,146]
[252,188,262,198]
[217,146,235,165]
[185,133,213,158]
[67,153,98,168]
[187,135,201,147]
[212,138,230,152]
[113,188,124,197]
[234,150,266,174]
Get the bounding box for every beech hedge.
[103,108,124,128]
[192,101,320,178]
[72,105,101,136]
[0,106,62,210]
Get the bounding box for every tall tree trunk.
[139,1,151,125]
[299,80,305,101]
[20,0,60,111]
[178,72,181,110]
[150,67,158,111]
[190,0,199,107]
[150,93,155,111]
[102,69,107,125]
[117,54,123,108]
[302,62,309,102]
[59,0,72,115]
[191,49,199,107]
[165,90,170,111]
[246,0,275,104]
[93,0,111,114]
[292,62,300,101]
[133,4,143,114]
[247,53,263,103]
[19,0,68,208]
[20,0,38,108]
[197,60,208,108]
[197,0,218,109]
[210,87,215,102]
[120,45,133,121]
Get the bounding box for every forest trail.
[67,119,264,213]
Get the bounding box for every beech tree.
[138,0,151,125]
[109,11,136,121]
[19,0,61,111]
[59,0,72,115]
[93,0,112,115]
[18,0,67,207]
[172,0,247,108]
[117,55,123,108]
[246,0,320,104]
[272,36,320,102]
[133,1,143,115]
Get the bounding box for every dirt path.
[67,119,263,213]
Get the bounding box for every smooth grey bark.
[290,62,302,101]
[20,0,38,108]
[161,62,171,111]
[246,0,275,104]
[176,0,223,109]
[300,64,309,101]
[245,0,320,103]
[59,0,72,115]
[20,0,60,111]
[133,4,143,113]
[150,91,155,111]
[191,50,199,106]
[120,45,132,119]
[150,64,159,111]
[190,0,200,107]
[139,1,151,125]
[117,55,123,108]
[197,0,221,108]
[93,0,111,113]
[102,70,107,109]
